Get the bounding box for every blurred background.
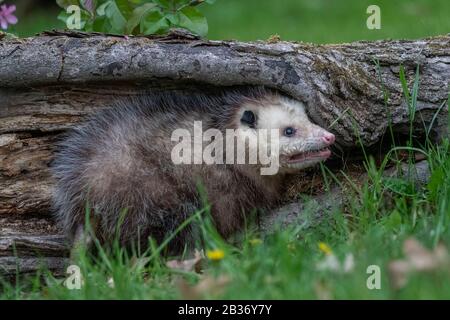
[6,0,450,43]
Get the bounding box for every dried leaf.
[166,249,204,273]
[314,281,333,300]
[388,260,410,289]
[388,238,449,289]
[403,238,447,270]
[178,275,230,299]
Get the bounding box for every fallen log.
[0,30,448,276]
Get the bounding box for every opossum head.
[234,95,335,173]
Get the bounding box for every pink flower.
[0,4,18,30]
[83,0,95,13]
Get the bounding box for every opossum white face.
[235,97,335,173]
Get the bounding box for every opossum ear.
[240,110,256,128]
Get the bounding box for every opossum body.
[51,87,335,254]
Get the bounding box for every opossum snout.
[321,132,335,145]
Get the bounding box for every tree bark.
[0,30,448,277]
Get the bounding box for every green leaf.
[115,0,134,19]
[177,6,208,37]
[152,0,171,8]
[173,0,192,6]
[92,15,111,32]
[97,1,112,16]
[56,0,215,35]
[189,0,216,5]
[384,210,402,230]
[56,0,79,9]
[428,165,445,200]
[141,10,170,35]
[83,19,95,32]
[383,177,416,197]
[100,0,127,33]
[126,3,158,34]
[165,13,180,25]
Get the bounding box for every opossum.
[51,87,335,254]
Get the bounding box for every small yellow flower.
[318,242,333,256]
[249,238,262,246]
[206,249,225,261]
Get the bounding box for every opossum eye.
[284,127,296,137]
[241,110,256,128]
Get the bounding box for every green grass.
[204,0,450,43]
[2,0,449,300]
[2,140,449,299]
[11,0,450,43]
[1,70,449,300]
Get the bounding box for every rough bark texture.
[0,30,448,277]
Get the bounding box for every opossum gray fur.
[51,87,335,254]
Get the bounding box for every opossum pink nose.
[322,132,335,145]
